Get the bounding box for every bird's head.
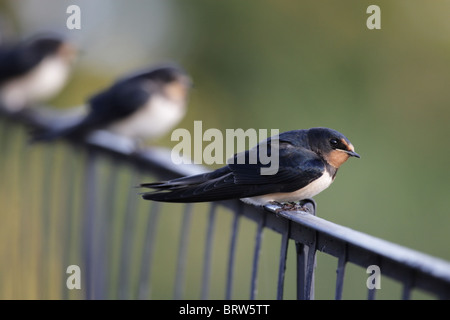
[147,65,192,104]
[23,33,77,63]
[307,127,360,168]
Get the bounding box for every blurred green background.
[1,0,450,299]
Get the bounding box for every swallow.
[30,64,192,144]
[140,127,360,206]
[0,33,77,112]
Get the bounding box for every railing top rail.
[270,206,450,284]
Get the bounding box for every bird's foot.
[267,199,316,215]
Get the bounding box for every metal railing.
[1,108,450,300]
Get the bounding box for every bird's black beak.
[346,150,360,158]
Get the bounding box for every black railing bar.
[40,144,59,299]
[366,249,449,299]
[304,232,317,300]
[225,202,294,240]
[401,284,411,300]
[82,149,98,300]
[269,208,450,285]
[118,170,141,299]
[61,145,81,299]
[92,162,114,300]
[138,201,162,300]
[52,143,80,299]
[16,134,38,299]
[292,220,450,298]
[128,167,150,299]
[92,211,108,299]
[367,255,381,300]
[295,242,306,300]
[186,200,292,248]
[275,208,450,297]
[305,201,317,300]
[438,290,450,300]
[367,287,376,300]
[101,158,121,299]
[1,108,208,181]
[335,243,348,300]
[367,274,378,300]
[276,220,290,300]
[174,203,194,300]
[201,203,218,300]
[250,212,266,300]
[77,134,209,182]
[225,204,242,300]
[15,127,35,298]
[401,269,414,300]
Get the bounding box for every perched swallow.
[0,33,77,112]
[140,127,360,205]
[31,64,192,143]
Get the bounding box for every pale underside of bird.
[0,53,72,111]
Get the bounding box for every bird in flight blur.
[30,64,192,147]
[0,33,77,112]
[141,127,359,208]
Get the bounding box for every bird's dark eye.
[330,139,338,147]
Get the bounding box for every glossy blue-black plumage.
[141,129,334,203]
[0,35,64,84]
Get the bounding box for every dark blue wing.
[30,75,152,141]
[228,139,325,192]
[86,77,151,126]
[0,46,43,83]
[141,136,325,202]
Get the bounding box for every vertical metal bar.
[296,237,317,300]
[295,241,307,300]
[250,213,265,300]
[296,200,317,300]
[401,281,412,300]
[368,287,377,300]
[304,235,317,300]
[335,244,348,300]
[39,144,56,299]
[138,201,162,300]
[174,203,194,299]
[401,269,416,300]
[201,203,217,300]
[276,222,290,300]
[83,149,97,300]
[118,170,140,299]
[438,290,450,300]
[91,160,114,301]
[101,159,120,299]
[225,205,241,300]
[367,257,380,300]
[61,145,78,300]
[17,127,36,298]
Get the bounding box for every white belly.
[0,55,70,111]
[241,170,334,206]
[108,94,185,139]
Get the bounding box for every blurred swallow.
[31,64,192,144]
[0,33,77,112]
[141,127,359,205]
